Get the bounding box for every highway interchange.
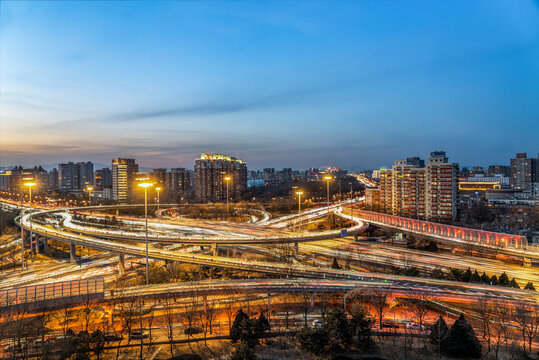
[1,198,537,310]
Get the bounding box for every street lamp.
[138,182,153,285]
[324,175,332,213]
[296,191,303,215]
[86,186,93,207]
[155,187,161,212]
[224,176,231,218]
[24,182,36,264]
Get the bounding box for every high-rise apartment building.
[488,165,510,177]
[366,151,459,223]
[58,162,94,191]
[167,168,193,200]
[510,153,538,190]
[194,153,247,202]
[112,158,139,202]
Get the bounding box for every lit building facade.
[194,153,247,202]
[510,153,538,190]
[112,158,139,202]
[366,151,459,223]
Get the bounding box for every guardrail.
[354,210,532,254]
[0,277,104,308]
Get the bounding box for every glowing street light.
[23,182,36,267]
[296,191,304,215]
[86,186,93,207]
[138,182,153,285]
[155,187,161,212]
[224,176,231,217]
[324,175,332,213]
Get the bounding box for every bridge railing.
[355,210,532,253]
[0,277,105,308]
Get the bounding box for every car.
[103,333,123,342]
[312,319,324,327]
[184,327,203,335]
[405,322,425,331]
[129,331,148,340]
[381,322,399,329]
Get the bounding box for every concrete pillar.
[450,246,456,254]
[70,242,76,263]
[119,254,126,275]
[221,267,225,279]
[523,257,532,267]
[311,292,315,307]
[294,242,299,254]
[212,243,218,257]
[116,208,119,216]
[43,238,49,255]
[354,234,359,241]
[35,235,40,255]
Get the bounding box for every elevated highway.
[351,210,537,262]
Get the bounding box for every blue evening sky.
[0,0,538,170]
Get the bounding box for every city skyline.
[1,1,538,169]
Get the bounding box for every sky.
[0,0,538,170]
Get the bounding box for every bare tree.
[79,295,100,332]
[223,289,238,332]
[513,304,539,351]
[491,301,511,358]
[281,293,293,329]
[54,299,77,337]
[145,301,156,344]
[295,290,312,327]
[161,296,177,357]
[369,288,390,329]
[183,290,201,351]
[406,290,434,333]
[203,295,216,335]
[475,296,493,351]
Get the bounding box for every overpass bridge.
[352,210,536,262]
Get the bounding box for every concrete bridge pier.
[311,292,315,307]
[523,257,532,267]
[354,234,359,241]
[69,242,76,263]
[35,235,40,255]
[119,254,126,275]
[43,238,49,255]
[212,243,218,257]
[294,242,299,254]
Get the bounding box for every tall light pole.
[296,190,303,215]
[138,182,153,285]
[24,182,36,258]
[324,175,332,214]
[86,186,93,207]
[155,187,161,212]
[224,176,231,218]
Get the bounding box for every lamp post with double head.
[224,176,231,218]
[138,182,153,285]
[324,175,332,214]
[24,182,36,263]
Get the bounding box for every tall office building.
[112,158,139,202]
[510,153,538,190]
[95,168,112,188]
[194,153,247,202]
[366,151,459,223]
[78,162,94,189]
[58,162,79,191]
[58,162,94,191]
